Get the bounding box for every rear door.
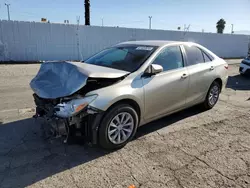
[183,44,216,105]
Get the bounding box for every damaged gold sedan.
[31,40,228,149]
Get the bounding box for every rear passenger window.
[184,45,204,66]
[202,52,212,62]
[203,50,214,62]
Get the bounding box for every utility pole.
[231,24,234,34]
[76,16,83,61]
[184,24,190,32]
[148,16,152,29]
[5,3,10,21]
[183,24,190,40]
[101,18,104,27]
[76,16,80,25]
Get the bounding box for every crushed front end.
[33,93,104,144]
[30,61,128,144]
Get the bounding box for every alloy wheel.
[107,112,134,144]
[209,85,219,106]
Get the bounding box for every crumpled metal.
[30,61,129,99]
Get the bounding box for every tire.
[201,81,221,110]
[98,104,139,150]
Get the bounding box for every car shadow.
[136,105,204,138]
[0,105,203,187]
[226,74,250,91]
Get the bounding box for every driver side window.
[101,49,128,65]
[152,46,184,72]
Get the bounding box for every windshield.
[84,45,157,72]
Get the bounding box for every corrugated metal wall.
[0,20,249,61]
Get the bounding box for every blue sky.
[0,0,249,33]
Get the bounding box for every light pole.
[5,3,10,21]
[101,18,104,27]
[231,24,234,34]
[148,16,152,29]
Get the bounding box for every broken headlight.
[54,95,98,118]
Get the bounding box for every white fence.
[0,20,249,61]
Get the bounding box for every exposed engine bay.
[30,61,128,143]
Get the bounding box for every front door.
[142,45,189,121]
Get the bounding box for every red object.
[128,185,136,188]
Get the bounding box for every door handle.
[210,66,214,70]
[181,73,188,79]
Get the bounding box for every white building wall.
[0,20,249,61]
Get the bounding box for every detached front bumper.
[36,108,104,144]
[34,101,104,144]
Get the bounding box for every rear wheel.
[98,104,138,150]
[201,81,221,110]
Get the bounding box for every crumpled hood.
[30,61,129,99]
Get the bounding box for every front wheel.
[201,81,221,110]
[98,104,138,150]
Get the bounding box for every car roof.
[116,40,195,47]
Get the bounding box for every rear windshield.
[84,45,157,72]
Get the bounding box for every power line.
[117,20,145,24]
[8,10,41,20]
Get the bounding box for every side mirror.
[144,64,163,76]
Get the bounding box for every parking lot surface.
[0,60,250,188]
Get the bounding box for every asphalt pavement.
[0,60,250,188]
